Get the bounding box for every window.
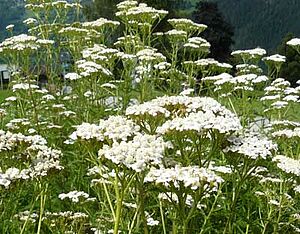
[2,70,9,80]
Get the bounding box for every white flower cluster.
[270,120,300,128]
[157,108,241,135]
[164,29,187,43]
[208,162,233,174]
[179,88,194,96]
[12,83,39,92]
[89,166,117,186]
[15,209,88,224]
[59,110,76,117]
[58,190,91,203]
[6,24,14,31]
[136,48,166,63]
[0,34,38,52]
[65,72,81,81]
[23,17,37,26]
[287,38,300,47]
[261,78,299,112]
[231,48,267,62]
[68,116,140,143]
[294,185,300,193]
[36,39,55,45]
[0,130,47,151]
[263,54,286,63]
[273,155,300,176]
[126,102,171,118]
[116,0,138,10]
[128,95,237,116]
[127,95,241,135]
[116,2,168,23]
[99,116,140,141]
[236,64,263,75]
[145,212,159,226]
[82,44,117,62]
[14,211,38,223]
[5,118,31,130]
[131,48,166,82]
[59,27,89,36]
[82,18,120,29]
[114,35,141,50]
[44,211,89,220]
[101,83,117,89]
[98,134,171,172]
[205,73,268,94]
[224,132,277,160]
[25,1,82,12]
[272,128,300,139]
[154,62,171,71]
[76,59,112,77]
[192,58,232,72]
[202,73,233,83]
[145,165,223,191]
[184,37,210,52]
[0,131,63,188]
[168,18,207,34]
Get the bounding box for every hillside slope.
[1,0,300,52]
[205,0,300,51]
[0,0,26,41]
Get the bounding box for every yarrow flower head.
[59,190,91,203]
[76,59,112,77]
[144,165,223,191]
[224,132,277,160]
[262,78,299,113]
[273,155,300,176]
[287,38,300,51]
[82,18,120,30]
[156,108,241,135]
[0,130,63,188]
[0,34,38,52]
[98,134,172,172]
[184,37,210,53]
[263,54,286,63]
[65,72,81,81]
[231,48,266,63]
[116,2,168,24]
[68,116,140,144]
[168,18,207,34]
[6,24,14,31]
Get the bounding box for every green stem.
[138,179,149,234]
[37,183,48,234]
[114,194,123,234]
[199,188,222,234]
[274,181,283,233]
[159,200,167,234]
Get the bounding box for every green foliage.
[192,1,234,62]
[278,33,300,86]
[0,1,300,234]
[83,0,120,20]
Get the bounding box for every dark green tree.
[277,33,300,87]
[192,1,234,62]
[83,0,120,20]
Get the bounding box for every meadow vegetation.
[0,1,300,233]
